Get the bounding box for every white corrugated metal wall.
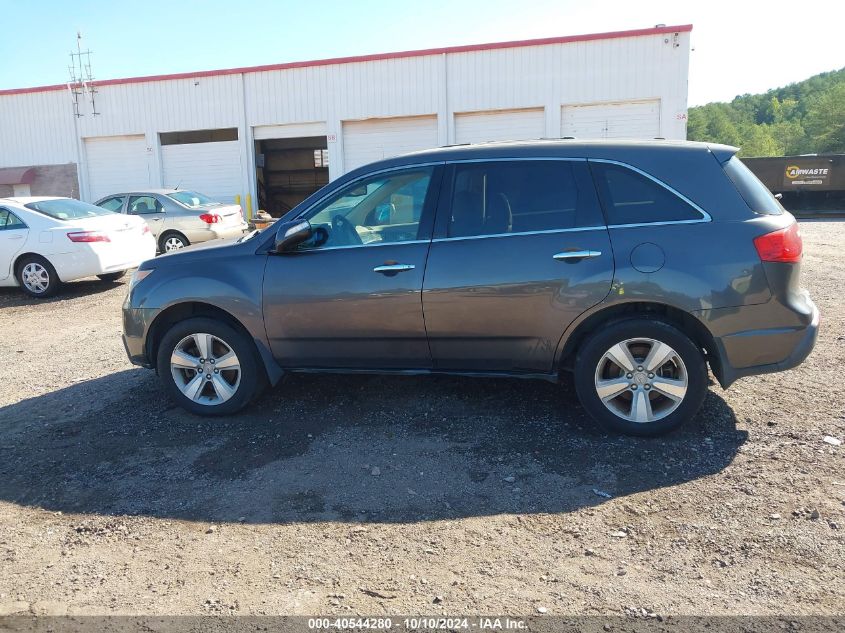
[0,27,691,208]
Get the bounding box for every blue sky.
[0,0,843,105]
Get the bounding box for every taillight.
[237,205,244,221]
[753,223,802,263]
[141,225,150,235]
[199,213,221,224]
[67,231,111,243]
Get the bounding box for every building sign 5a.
[783,162,831,187]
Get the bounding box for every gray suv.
[122,140,819,436]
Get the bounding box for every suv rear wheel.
[156,317,266,416]
[574,318,707,436]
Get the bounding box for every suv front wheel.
[574,318,708,436]
[156,317,266,416]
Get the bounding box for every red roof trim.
[0,24,691,97]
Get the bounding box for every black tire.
[158,231,189,253]
[573,318,707,436]
[15,255,62,298]
[97,270,127,282]
[156,317,267,416]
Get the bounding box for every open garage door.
[455,108,545,144]
[84,135,150,202]
[253,123,329,217]
[161,140,243,204]
[561,100,660,139]
[343,116,438,173]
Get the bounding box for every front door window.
[299,167,434,249]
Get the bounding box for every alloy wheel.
[21,262,50,294]
[594,337,688,423]
[164,236,186,251]
[170,333,242,405]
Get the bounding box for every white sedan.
[0,196,156,298]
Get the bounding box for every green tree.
[737,125,781,157]
[804,83,845,153]
[688,66,845,155]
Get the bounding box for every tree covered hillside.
[687,67,845,157]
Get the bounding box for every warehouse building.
[0,24,692,217]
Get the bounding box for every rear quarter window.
[590,162,703,225]
[723,156,784,216]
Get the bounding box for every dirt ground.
[0,220,842,618]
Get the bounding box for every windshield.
[25,198,115,220]
[168,191,217,208]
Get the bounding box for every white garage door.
[455,108,545,144]
[343,116,438,173]
[85,135,150,202]
[561,100,661,139]
[161,141,243,203]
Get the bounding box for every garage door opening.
[255,136,329,217]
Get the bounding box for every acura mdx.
[122,140,819,436]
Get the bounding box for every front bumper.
[122,303,160,368]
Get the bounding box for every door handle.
[7,234,24,240]
[553,250,602,261]
[373,263,415,274]
[150,217,163,221]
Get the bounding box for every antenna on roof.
[68,31,100,117]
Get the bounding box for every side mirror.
[274,219,313,253]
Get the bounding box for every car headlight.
[129,268,153,291]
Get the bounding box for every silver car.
[94,189,249,252]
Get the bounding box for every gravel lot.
[0,220,843,617]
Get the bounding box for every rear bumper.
[183,223,249,243]
[52,238,156,282]
[709,297,819,388]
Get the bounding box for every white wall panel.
[0,90,77,167]
[161,141,242,202]
[455,108,546,144]
[343,116,438,172]
[74,75,242,139]
[84,135,150,201]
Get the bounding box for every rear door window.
[128,196,163,215]
[0,208,25,230]
[445,160,596,238]
[3,210,26,229]
[590,162,703,225]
